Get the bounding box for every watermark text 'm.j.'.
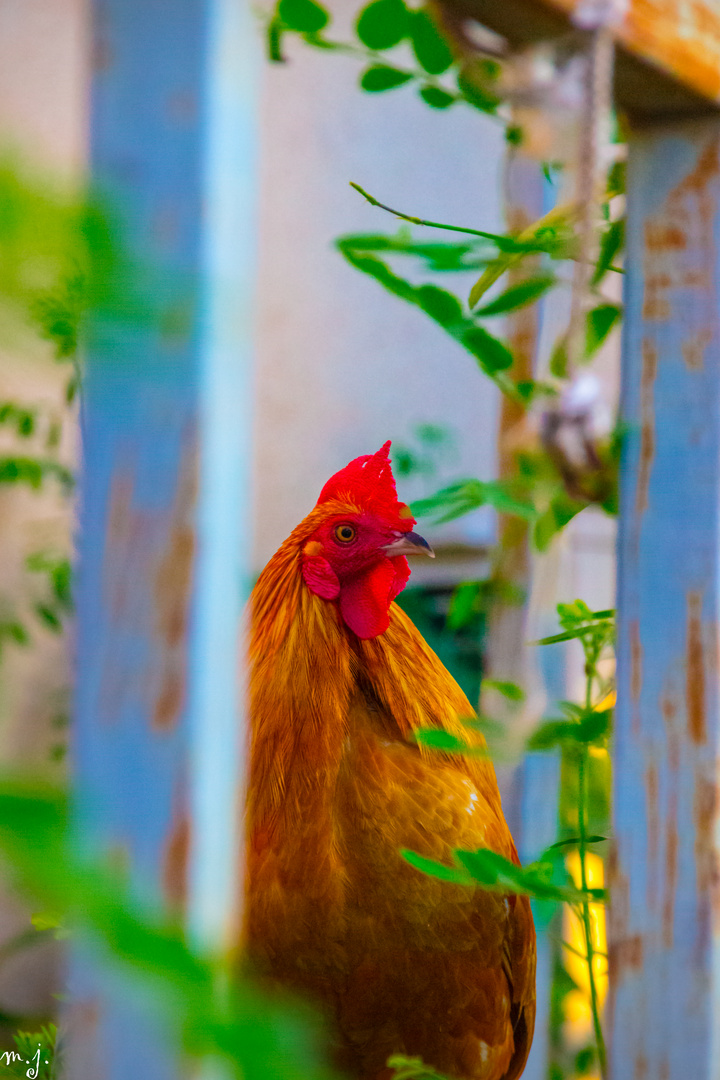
[1,1044,49,1078]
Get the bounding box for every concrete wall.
[253,11,505,567]
[0,0,88,1021]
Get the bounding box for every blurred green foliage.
[0,779,336,1079]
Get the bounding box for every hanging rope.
[565,0,625,372]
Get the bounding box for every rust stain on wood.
[662,692,680,772]
[99,436,197,729]
[694,773,719,897]
[163,806,191,912]
[644,225,686,253]
[642,139,720,329]
[645,760,659,909]
[682,328,713,371]
[634,1052,648,1080]
[609,934,643,980]
[630,619,643,702]
[608,843,630,944]
[686,591,706,744]
[153,438,198,729]
[635,339,657,518]
[662,793,678,949]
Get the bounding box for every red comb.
[317,441,414,530]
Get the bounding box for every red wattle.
[339,557,410,639]
[388,555,410,600]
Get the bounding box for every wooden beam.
[449,0,720,116]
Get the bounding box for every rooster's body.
[246,444,535,1080]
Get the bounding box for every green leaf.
[27,553,73,610]
[472,273,555,316]
[592,218,624,285]
[0,403,37,438]
[386,1056,447,1080]
[527,708,612,751]
[481,679,525,702]
[533,492,585,551]
[267,16,286,61]
[52,560,73,610]
[31,911,64,931]
[576,1047,597,1075]
[277,0,329,31]
[2,621,28,646]
[415,284,462,326]
[585,302,622,356]
[455,848,521,887]
[410,8,453,75]
[447,581,481,630]
[35,603,62,633]
[456,64,500,113]
[549,336,568,378]
[339,248,416,303]
[338,242,471,340]
[334,231,488,271]
[532,622,613,646]
[360,65,413,91]
[415,422,450,445]
[606,159,625,198]
[0,457,43,488]
[461,325,514,373]
[549,835,607,850]
[454,848,605,904]
[412,478,535,524]
[515,379,557,404]
[479,480,536,519]
[411,479,484,523]
[419,85,455,109]
[356,0,409,49]
[414,729,469,753]
[401,849,472,884]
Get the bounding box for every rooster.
[246,442,535,1080]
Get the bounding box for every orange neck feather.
[248,508,354,831]
[248,508,500,832]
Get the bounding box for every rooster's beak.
[383,531,435,559]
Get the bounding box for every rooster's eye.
[334,523,357,544]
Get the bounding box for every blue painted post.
[612,119,720,1080]
[71,0,257,1074]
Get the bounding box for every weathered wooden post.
[612,116,720,1080]
[450,1,720,1077]
[71,0,257,1073]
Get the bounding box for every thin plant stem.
[551,934,607,963]
[577,644,607,1079]
[350,182,525,243]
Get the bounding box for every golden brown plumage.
[245,444,535,1080]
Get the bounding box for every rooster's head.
[300,441,434,640]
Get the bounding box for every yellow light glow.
[562,687,612,1077]
[562,849,608,1075]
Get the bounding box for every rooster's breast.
[330,721,535,1080]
